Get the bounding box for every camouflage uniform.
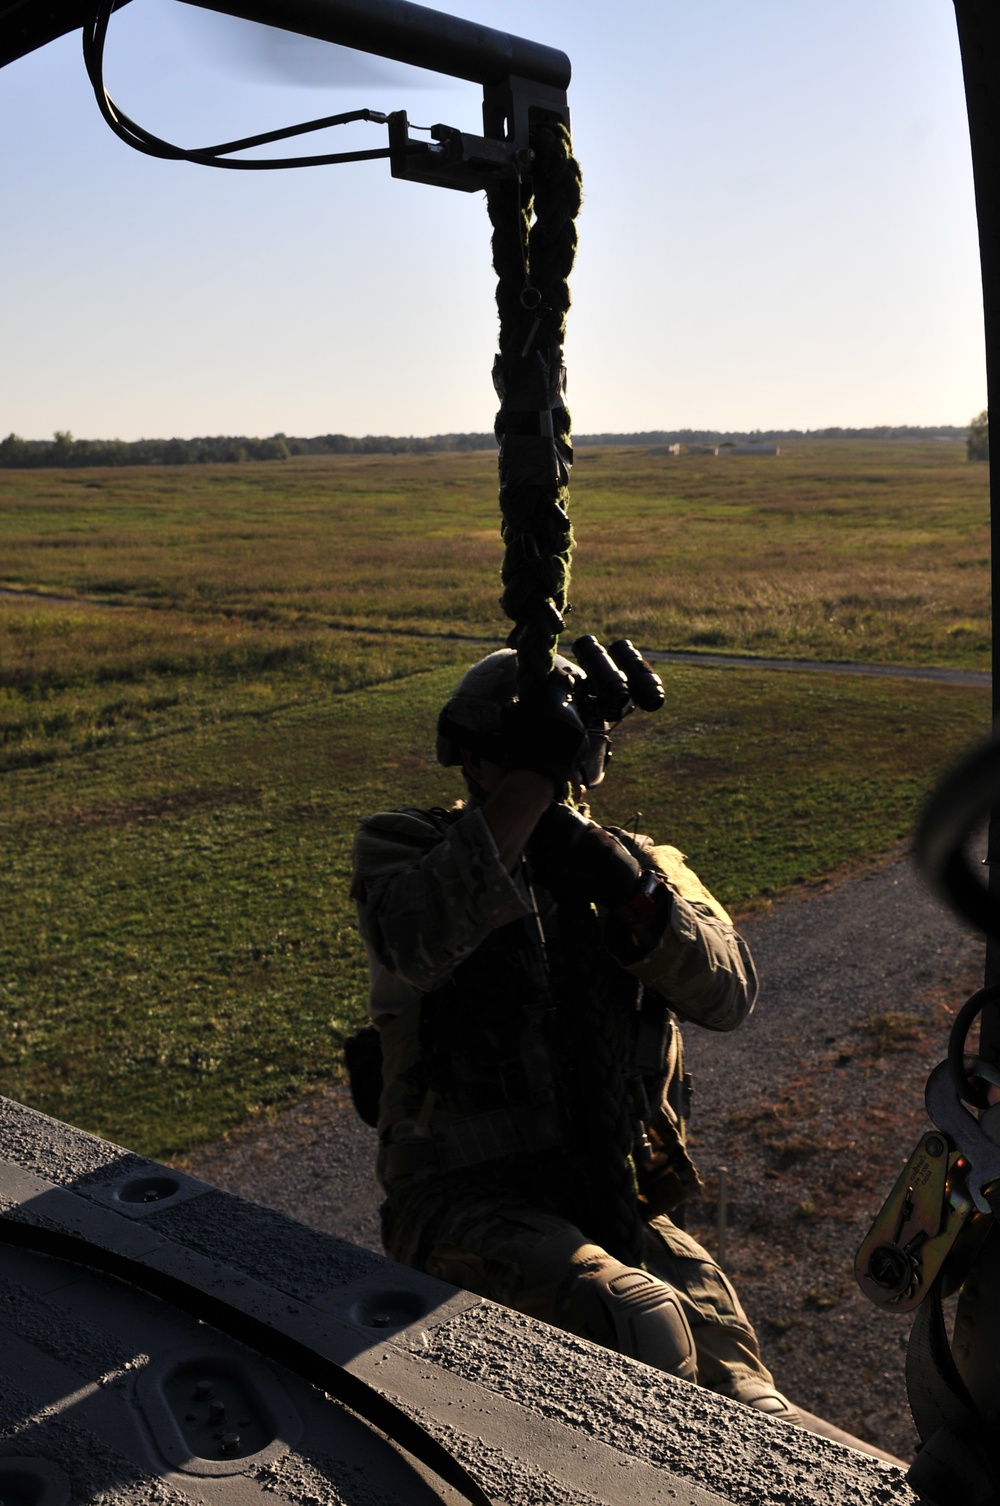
[351,798,776,1398]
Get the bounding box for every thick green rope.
[487,134,646,1267]
[488,122,582,693]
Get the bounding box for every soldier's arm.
[607,832,758,1033]
[623,899,757,1032]
[351,798,536,992]
[481,769,555,871]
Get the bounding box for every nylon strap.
[906,1272,981,1442]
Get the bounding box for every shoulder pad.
[351,807,463,894]
[647,844,733,926]
[356,807,452,847]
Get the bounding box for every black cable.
[81,0,416,170]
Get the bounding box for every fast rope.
[487,122,581,695]
[488,138,646,1266]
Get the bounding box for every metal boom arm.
[0,0,570,190]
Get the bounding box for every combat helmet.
[437,649,547,766]
[436,648,610,787]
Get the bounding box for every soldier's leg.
[643,1214,797,1415]
[387,1188,696,1381]
[643,1215,910,1462]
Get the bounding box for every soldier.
[350,647,794,1416]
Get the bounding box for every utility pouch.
[343,1023,383,1128]
[634,992,670,1076]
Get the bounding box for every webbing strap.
[906,1424,1000,1506]
[906,1272,980,1442]
[903,1273,1000,1504]
[434,1104,563,1171]
[382,1104,563,1180]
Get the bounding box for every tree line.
[0,422,981,470]
[967,410,989,462]
[0,430,496,469]
[579,425,970,445]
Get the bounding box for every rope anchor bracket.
[388,74,570,194]
[389,112,516,192]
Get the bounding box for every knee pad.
[579,1261,697,1381]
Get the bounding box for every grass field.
[0,442,991,1158]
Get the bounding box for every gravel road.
[684,847,980,1131]
[182,844,985,1461]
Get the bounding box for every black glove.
[528,803,645,911]
[500,667,589,789]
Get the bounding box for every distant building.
[724,443,780,456]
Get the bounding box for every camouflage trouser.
[380,1182,773,1397]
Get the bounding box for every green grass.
[0,663,988,1160]
[0,600,473,772]
[0,439,990,669]
[0,441,991,1158]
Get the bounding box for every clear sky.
[0,0,987,440]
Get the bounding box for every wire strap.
[82,0,394,169]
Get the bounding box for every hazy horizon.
[3,422,975,447]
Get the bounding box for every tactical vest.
[379,874,701,1246]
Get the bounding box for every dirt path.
[2,588,989,690]
[681,850,984,1459]
[181,846,983,1463]
[645,648,990,689]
